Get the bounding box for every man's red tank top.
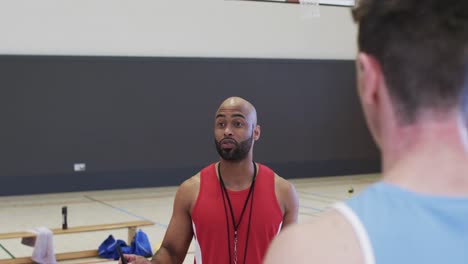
[191,163,283,264]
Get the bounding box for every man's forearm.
[151,247,180,264]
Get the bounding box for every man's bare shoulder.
[175,173,201,211]
[274,173,295,193]
[264,208,364,264]
[272,173,299,226]
[274,174,298,206]
[179,173,201,191]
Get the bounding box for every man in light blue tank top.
[264,1,468,264]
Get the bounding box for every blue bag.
[98,229,152,259]
[131,229,153,257]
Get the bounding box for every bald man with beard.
[122,97,298,264]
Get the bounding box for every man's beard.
[215,135,253,161]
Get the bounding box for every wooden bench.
[0,220,154,264]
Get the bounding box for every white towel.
[29,227,57,264]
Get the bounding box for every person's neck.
[217,159,256,191]
[382,113,468,196]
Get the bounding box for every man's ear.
[357,52,383,106]
[254,125,261,141]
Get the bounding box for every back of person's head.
[352,0,468,125]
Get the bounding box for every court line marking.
[0,243,15,259]
[84,195,168,230]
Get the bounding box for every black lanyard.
[218,161,257,264]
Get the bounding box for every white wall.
[0,0,357,59]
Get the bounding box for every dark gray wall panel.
[0,55,380,196]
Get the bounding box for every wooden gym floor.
[0,173,380,263]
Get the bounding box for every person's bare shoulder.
[274,174,297,203]
[273,174,299,227]
[274,174,297,202]
[175,172,201,212]
[263,209,364,264]
[274,173,293,191]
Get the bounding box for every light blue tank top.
[342,182,468,264]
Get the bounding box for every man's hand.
[119,254,151,264]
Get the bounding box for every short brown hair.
[352,0,468,124]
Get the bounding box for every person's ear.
[356,52,384,107]
[254,125,261,141]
